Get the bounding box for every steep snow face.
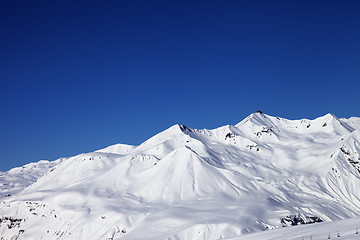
[1,113,360,240]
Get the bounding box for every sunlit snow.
[1,112,360,239]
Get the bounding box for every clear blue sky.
[1,1,359,171]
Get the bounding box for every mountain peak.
[316,113,337,121]
[1,113,360,240]
[179,124,193,133]
[233,112,357,138]
[235,111,277,128]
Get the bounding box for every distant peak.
[324,113,336,118]
[179,124,193,133]
[235,112,277,129]
[251,111,273,119]
[315,113,338,122]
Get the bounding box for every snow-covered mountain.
[0,159,62,198]
[1,112,360,240]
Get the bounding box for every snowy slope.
[1,112,360,240]
[231,216,360,240]
[0,159,62,199]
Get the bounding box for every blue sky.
[1,1,359,171]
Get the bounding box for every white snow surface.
[231,216,360,239]
[0,159,62,198]
[1,112,360,240]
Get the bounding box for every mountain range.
[1,112,360,239]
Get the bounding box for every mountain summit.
[1,113,360,239]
